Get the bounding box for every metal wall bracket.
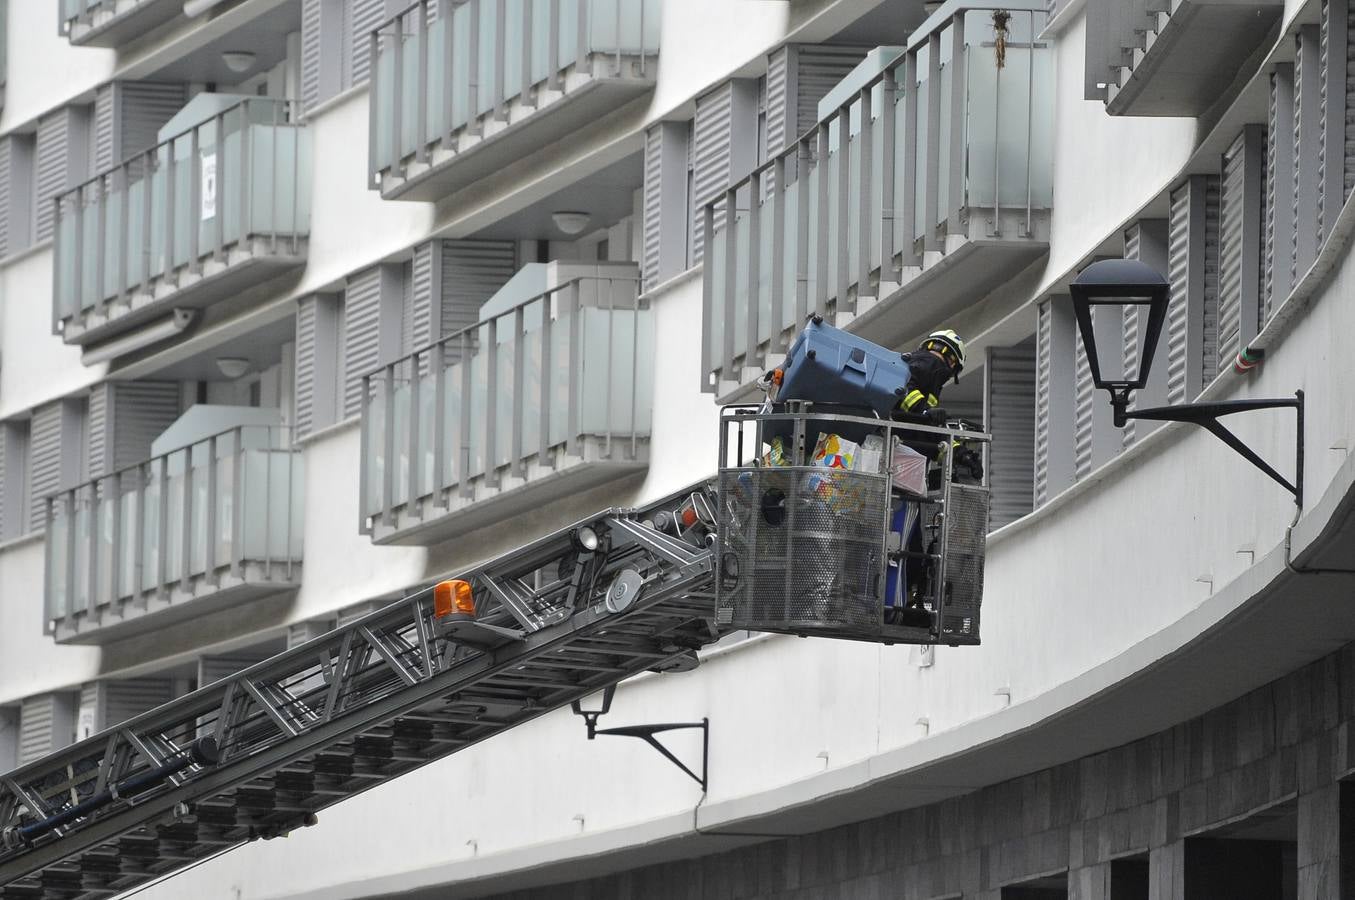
[1109,389,1305,507]
[571,686,710,792]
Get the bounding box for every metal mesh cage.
[939,483,988,644]
[716,467,890,636]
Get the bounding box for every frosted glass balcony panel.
[370,0,659,201]
[701,2,1054,396]
[43,425,303,644]
[361,272,652,545]
[61,0,181,47]
[53,99,310,348]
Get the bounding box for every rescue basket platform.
[716,404,990,646]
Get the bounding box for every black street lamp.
[1069,259,1304,506]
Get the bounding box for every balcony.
[370,0,660,201]
[44,417,303,645]
[60,0,181,47]
[701,1,1053,396]
[53,97,311,348]
[1085,0,1283,116]
[360,267,652,545]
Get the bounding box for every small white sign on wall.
[77,707,94,741]
[201,153,217,221]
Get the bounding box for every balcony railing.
[45,425,303,644]
[1085,0,1283,116]
[60,0,181,47]
[53,98,311,346]
[370,0,660,201]
[702,0,1053,395]
[360,273,652,545]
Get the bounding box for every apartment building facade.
[0,0,1353,896]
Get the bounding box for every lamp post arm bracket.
[1124,392,1304,506]
[594,720,710,791]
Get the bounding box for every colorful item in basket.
[761,436,790,468]
[811,433,859,470]
[805,469,867,516]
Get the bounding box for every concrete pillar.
[1297,782,1355,899]
[1149,842,1184,900]
[1071,864,1111,900]
[1071,859,1150,900]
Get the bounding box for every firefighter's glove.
[923,407,948,426]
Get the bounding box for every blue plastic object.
[884,501,920,610]
[775,317,911,438]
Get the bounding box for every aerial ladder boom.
[0,407,990,899]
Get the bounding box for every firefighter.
[898,328,966,421]
[888,329,966,629]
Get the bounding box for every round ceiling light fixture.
[551,210,591,236]
[216,357,251,378]
[221,51,257,74]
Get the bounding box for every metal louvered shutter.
[0,134,34,257]
[295,297,319,438]
[643,124,664,284]
[28,403,65,531]
[93,85,115,174]
[765,46,795,159]
[1320,0,1349,240]
[19,693,75,765]
[349,0,386,87]
[343,267,383,418]
[1035,302,1052,505]
[111,383,180,470]
[1073,312,1094,480]
[1121,304,1138,449]
[1201,176,1221,387]
[1346,1,1355,198]
[400,258,415,356]
[1216,127,1265,376]
[691,83,735,264]
[1035,297,1077,505]
[985,342,1036,529]
[115,83,187,163]
[408,244,435,375]
[0,426,6,541]
[1122,225,1142,448]
[642,122,689,286]
[1266,64,1297,322]
[1294,26,1322,283]
[87,384,111,480]
[1168,179,1206,405]
[0,422,28,540]
[295,293,344,438]
[0,708,16,774]
[0,137,10,258]
[79,679,174,738]
[794,46,871,138]
[439,240,516,351]
[302,0,325,111]
[1123,219,1170,449]
[35,111,74,243]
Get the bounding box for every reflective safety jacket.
[899,351,951,413]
